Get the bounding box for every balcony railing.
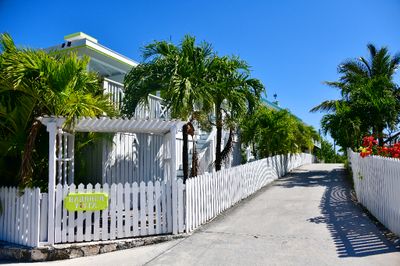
[103,78,170,120]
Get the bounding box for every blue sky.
[1,0,399,138]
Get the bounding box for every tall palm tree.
[123,35,214,180]
[312,44,400,147]
[208,56,263,170]
[0,33,116,186]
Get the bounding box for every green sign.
[64,192,109,211]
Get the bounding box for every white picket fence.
[0,153,314,247]
[348,150,400,236]
[0,187,41,247]
[0,181,185,246]
[185,153,314,232]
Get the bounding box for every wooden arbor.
[38,116,183,244]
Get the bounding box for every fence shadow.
[278,166,399,258]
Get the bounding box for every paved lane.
[145,164,400,266]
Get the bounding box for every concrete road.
[5,164,400,265]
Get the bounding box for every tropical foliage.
[241,105,319,158]
[122,35,263,177]
[314,139,345,163]
[311,44,400,150]
[0,33,116,187]
[0,32,326,191]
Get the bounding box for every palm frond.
[367,43,377,58]
[310,100,341,113]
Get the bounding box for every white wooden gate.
[52,181,184,243]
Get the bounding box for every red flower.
[362,136,378,148]
[359,135,400,159]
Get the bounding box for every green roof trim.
[52,44,135,68]
[64,32,98,43]
[262,98,304,122]
[263,98,283,111]
[85,45,134,67]
[64,32,82,40]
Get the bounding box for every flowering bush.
[359,136,400,158]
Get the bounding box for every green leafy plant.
[0,33,116,188]
[241,105,319,158]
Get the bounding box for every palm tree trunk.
[182,123,189,183]
[215,103,223,171]
[18,120,41,186]
[252,142,257,159]
[219,128,234,164]
[377,126,384,146]
[190,139,198,177]
[187,121,198,177]
[215,126,222,171]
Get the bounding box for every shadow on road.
[277,166,399,258]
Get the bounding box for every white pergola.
[37,116,183,244]
[38,116,183,134]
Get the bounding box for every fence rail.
[348,150,400,236]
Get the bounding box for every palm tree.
[123,35,214,180]
[208,56,263,170]
[320,103,362,150]
[312,44,400,147]
[123,36,264,174]
[0,33,116,187]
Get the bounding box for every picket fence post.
[47,121,57,245]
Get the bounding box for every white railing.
[138,94,170,120]
[0,187,41,247]
[104,78,125,110]
[348,150,400,236]
[103,78,169,119]
[185,153,314,232]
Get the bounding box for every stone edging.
[0,234,187,262]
